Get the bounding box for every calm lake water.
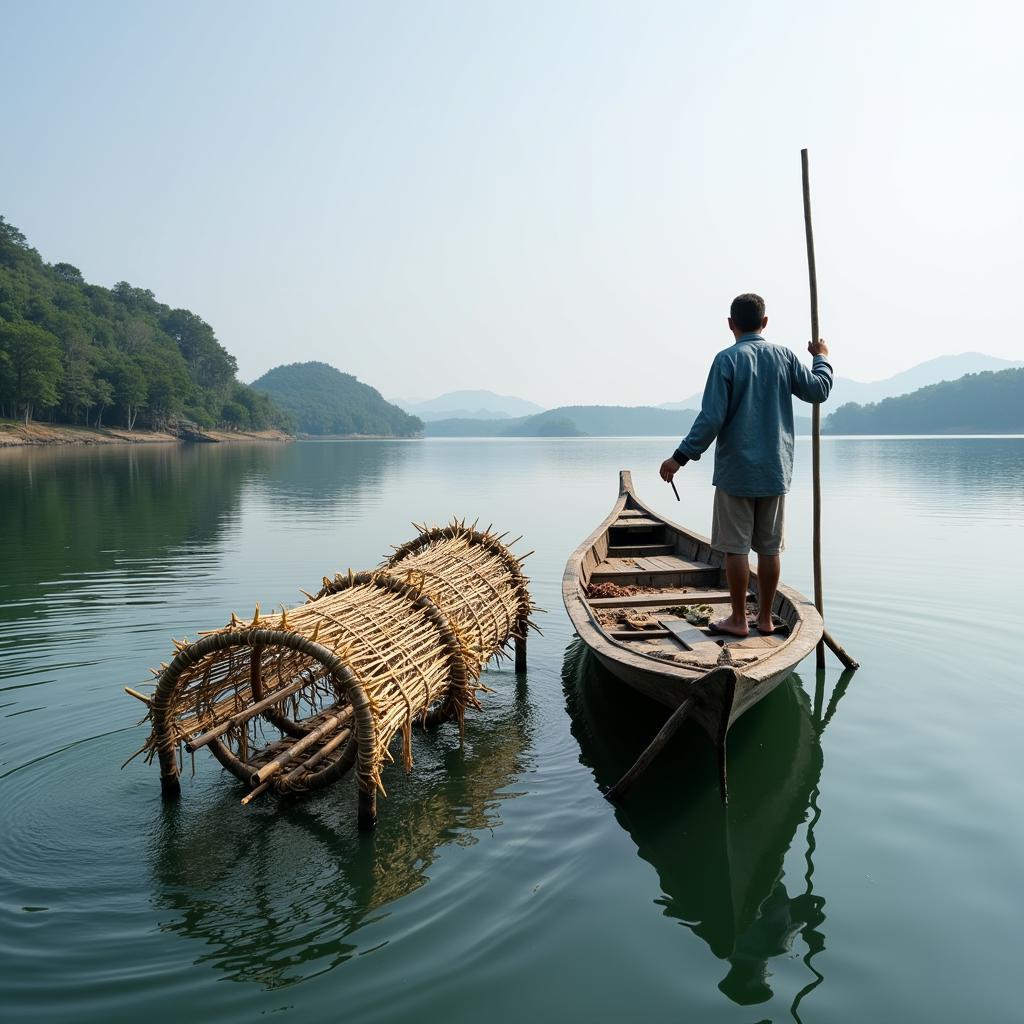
[1,436,1022,1023]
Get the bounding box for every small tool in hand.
[669,479,680,501]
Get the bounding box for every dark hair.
[730,293,765,332]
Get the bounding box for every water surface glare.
[1,437,1022,1022]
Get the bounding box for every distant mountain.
[425,403,816,438]
[823,368,1024,434]
[425,417,521,437]
[425,405,700,437]
[833,353,1024,407]
[251,362,422,436]
[513,406,699,437]
[660,352,1023,411]
[394,390,545,422]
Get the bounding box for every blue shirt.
[674,334,833,497]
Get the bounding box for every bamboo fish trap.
[126,521,536,829]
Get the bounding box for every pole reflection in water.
[562,639,854,1015]
[149,674,532,989]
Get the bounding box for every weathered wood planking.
[607,543,676,557]
[660,618,725,658]
[588,589,732,609]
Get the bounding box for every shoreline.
[296,433,422,441]
[0,420,293,448]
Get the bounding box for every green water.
[1,437,1022,1022]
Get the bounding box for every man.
[659,293,832,637]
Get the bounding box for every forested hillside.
[251,362,422,436]
[823,368,1024,434]
[0,216,290,431]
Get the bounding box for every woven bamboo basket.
[125,521,536,829]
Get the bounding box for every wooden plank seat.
[610,517,665,531]
[609,627,786,648]
[589,555,721,586]
[606,543,676,557]
[588,588,733,609]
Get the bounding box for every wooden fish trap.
[126,521,536,829]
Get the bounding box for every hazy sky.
[3,1,1021,407]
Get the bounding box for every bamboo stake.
[801,149,859,672]
[281,727,352,783]
[249,707,353,786]
[241,727,353,805]
[240,779,273,805]
[184,674,311,752]
[823,628,858,671]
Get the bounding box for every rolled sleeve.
[791,353,833,404]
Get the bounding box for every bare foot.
[753,617,776,635]
[709,615,749,638]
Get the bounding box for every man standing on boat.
[659,293,832,638]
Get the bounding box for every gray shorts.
[711,489,786,556]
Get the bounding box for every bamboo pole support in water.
[605,697,694,802]
[801,148,859,673]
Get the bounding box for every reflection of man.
[719,876,824,1006]
[659,293,832,637]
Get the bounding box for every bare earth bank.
[0,421,292,447]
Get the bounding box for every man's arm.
[791,339,833,403]
[660,355,730,481]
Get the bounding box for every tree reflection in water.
[562,639,854,1017]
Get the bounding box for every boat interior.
[580,502,797,670]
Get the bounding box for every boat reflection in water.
[149,674,532,989]
[562,639,853,1012]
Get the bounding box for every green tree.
[162,308,236,393]
[51,262,84,284]
[0,344,10,418]
[220,400,250,430]
[120,316,153,353]
[139,347,189,427]
[0,216,33,268]
[112,355,148,430]
[92,377,114,428]
[60,328,97,423]
[0,319,62,423]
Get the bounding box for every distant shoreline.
[0,420,292,448]
[5,422,1022,449]
[296,433,422,441]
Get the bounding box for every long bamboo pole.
[801,149,859,672]
[801,149,827,671]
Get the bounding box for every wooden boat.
[562,470,823,799]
